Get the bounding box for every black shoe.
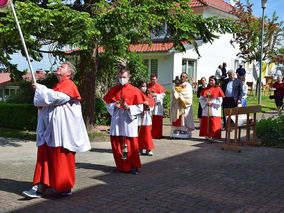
[113,168,119,173]
[60,189,72,196]
[130,169,139,175]
[221,127,226,131]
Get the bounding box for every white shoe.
[22,186,42,199]
[61,189,72,196]
[206,137,213,142]
[146,150,153,156]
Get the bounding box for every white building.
[130,0,259,90]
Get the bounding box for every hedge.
[0,90,172,130]
[256,114,284,147]
[0,102,37,130]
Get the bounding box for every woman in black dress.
[197,77,207,124]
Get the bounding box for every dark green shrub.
[0,102,37,130]
[256,114,284,147]
[95,98,111,125]
[163,89,171,118]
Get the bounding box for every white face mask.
[140,87,147,93]
[119,78,128,85]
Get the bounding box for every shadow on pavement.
[0,138,23,147]
[0,179,31,196]
[7,141,284,213]
[76,162,114,173]
[89,147,113,154]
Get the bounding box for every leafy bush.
[256,114,284,147]
[0,102,37,130]
[95,98,111,125]
[163,89,171,118]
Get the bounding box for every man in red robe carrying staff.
[103,60,146,175]
[23,62,91,198]
[147,74,166,139]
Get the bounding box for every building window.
[143,59,149,71]
[150,22,167,40]
[150,59,158,75]
[182,59,195,83]
[144,59,158,76]
[234,60,240,70]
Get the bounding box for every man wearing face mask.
[103,60,146,175]
[170,72,195,138]
[147,74,166,139]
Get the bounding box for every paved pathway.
[0,112,284,213]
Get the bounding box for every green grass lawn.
[0,128,37,141]
[191,94,276,119]
[0,95,277,140]
[0,127,108,141]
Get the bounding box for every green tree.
[0,0,234,128]
[230,0,284,63]
[272,47,284,65]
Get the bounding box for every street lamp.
[258,0,267,104]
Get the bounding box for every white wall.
[142,53,174,90]
[141,33,258,89]
[173,49,199,79]
[195,33,241,81]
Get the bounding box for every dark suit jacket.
[222,78,242,104]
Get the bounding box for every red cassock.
[273,82,284,98]
[138,94,155,150]
[33,78,80,191]
[199,86,225,139]
[148,83,166,139]
[103,83,146,172]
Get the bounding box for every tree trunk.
[79,41,99,130]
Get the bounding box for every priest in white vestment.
[170,72,195,138]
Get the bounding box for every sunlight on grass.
[192,94,276,118]
[0,127,109,141]
[0,94,277,140]
[0,127,36,140]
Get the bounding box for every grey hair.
[227,70,235,75]
[62,61,76,79]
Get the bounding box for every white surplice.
[138,107,154,126]
[106,103,143,137]
[199,96,223,117]
[34,84,91,152]
[152,93,165,116]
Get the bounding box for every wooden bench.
[222,105,262,152]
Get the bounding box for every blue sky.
[9,0,284,71]
[226,0,284,23]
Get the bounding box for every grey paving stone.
[0,112,283,212]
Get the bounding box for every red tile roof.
[0,71,46,86]
[0,73,11,85]
[189,0,233,13]
[65,42,176,54]
[22,71,46,82]
[129,42,175,52]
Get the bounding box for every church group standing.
[22,59,246,199]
